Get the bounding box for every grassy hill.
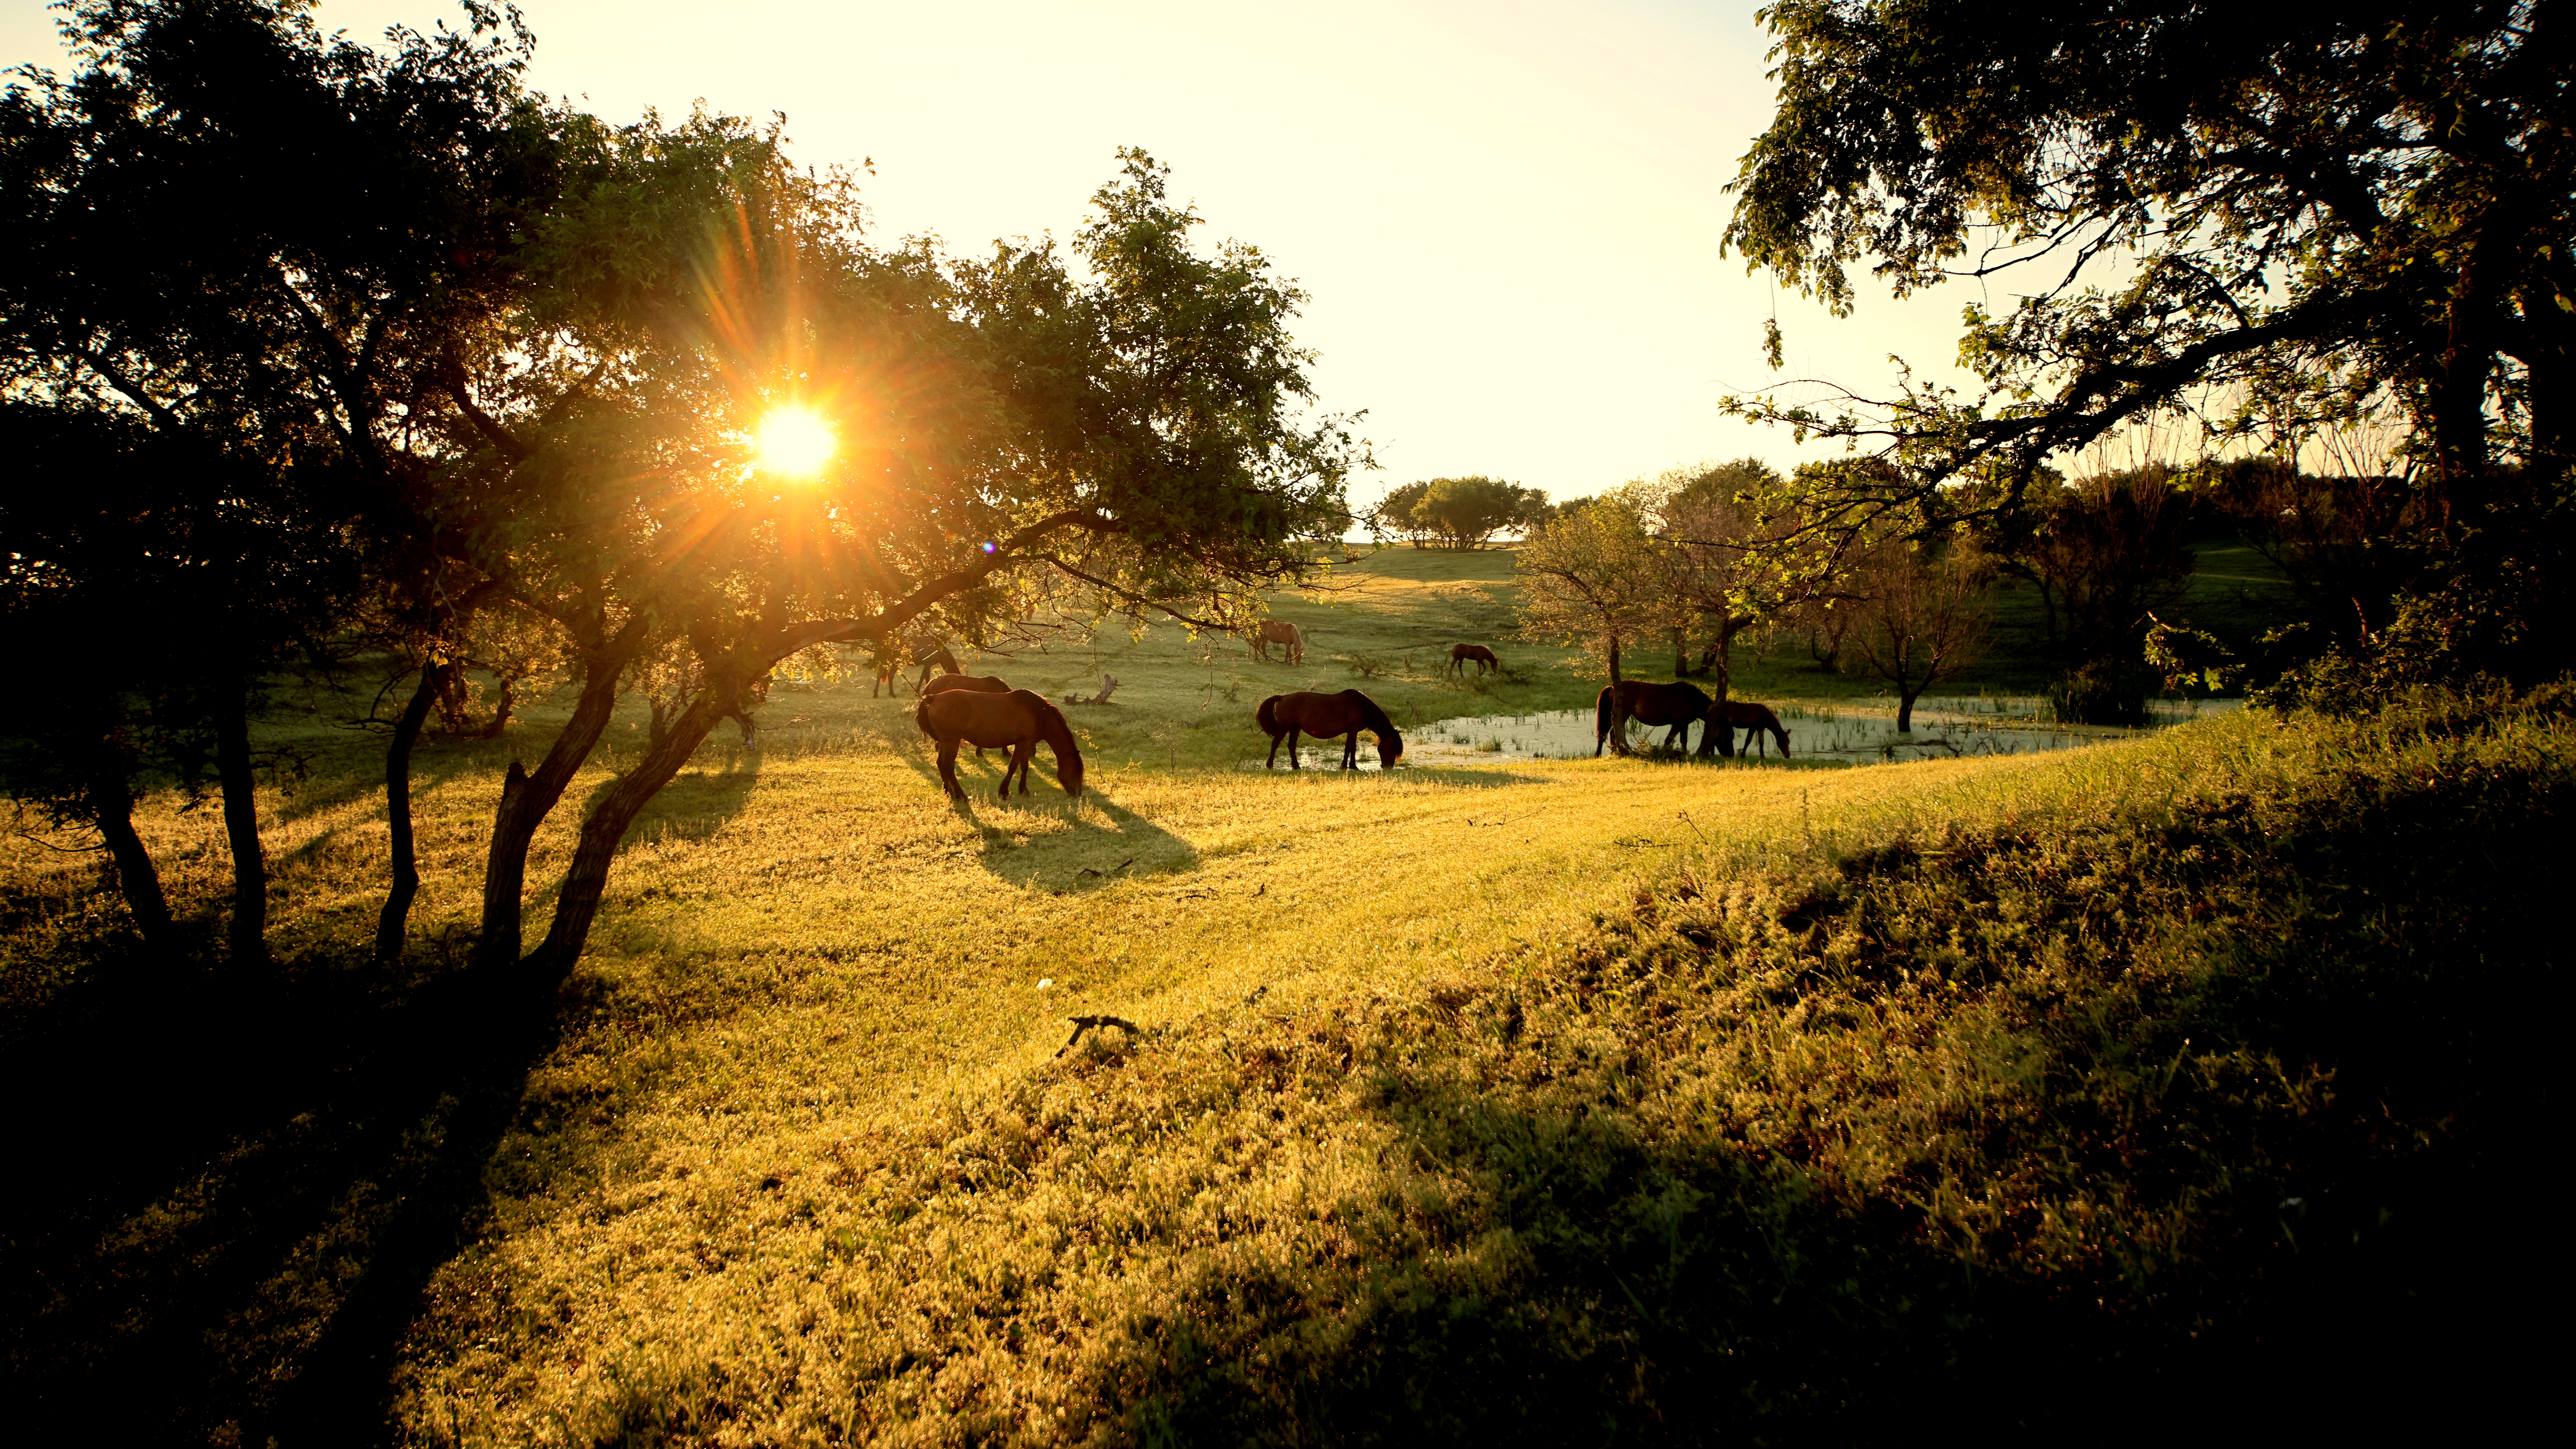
[3,542,2544,1443]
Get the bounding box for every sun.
[755,406,837,478]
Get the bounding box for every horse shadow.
[967,787,1201,893]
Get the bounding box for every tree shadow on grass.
[617,745,762,850]
[1108,1066,2532,1443]
[0,946,578,1446]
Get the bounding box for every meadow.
[1,540,2548,1443]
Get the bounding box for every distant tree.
[1849,538,1995,733]
[1659,458,1791,694]
[1393,476,1550,550]
[1995,467,2200,691]
[1721,1,2575,667]
[1514,492,1669,754]
[1372,481,1437,546]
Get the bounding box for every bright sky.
[4,0,2058,509]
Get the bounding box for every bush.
[2047,661,2147,724]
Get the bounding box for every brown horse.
[874,634,961,697]
[1252,620,1305,663]
[923,673,1010,757]
[1256,689,1402,770]
[1714,700,1792,757]
[916,688,1084,800]
[1448,643,1501,677]
[1595,679,1715,755]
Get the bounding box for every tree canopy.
[1375,475,1549,549]
[1723,0,2574,611]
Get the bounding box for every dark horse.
[1714,700,1792,757]
[1257,690,1403,770]
[874,634,961,697]
[1448,643,1501,677]
[915,688,1084,800]
[1595,679,1714,755]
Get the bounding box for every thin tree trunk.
[473,624,642,974]
[1897,686,1920,733]
[1604,634,1633,757]
[1700,625,1735,758]
[375,662,445,966]
[477,675,516,738]
[212,687,268,971]
[525,687,738,979]
[86,752,171,947]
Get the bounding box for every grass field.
[10,539,2543,1444]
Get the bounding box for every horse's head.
[1779,727,1792,757]
[1375,729,1403,770]
[1037,699,1086,797]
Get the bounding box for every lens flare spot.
[756,407,836,477]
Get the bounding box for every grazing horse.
[1252,620,1305,664]
[923,673,1011,757]
[1594,679,1715,756]
[1256,689,1403,770]
[874,634,962,697]
[916,688,1084,800]
[1714,700,1792,757]
[1448,643,1501,677]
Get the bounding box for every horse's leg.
[937,739,965,799]
[1343,732,1358,769]
[1266,731,1282,768]
[1288,729,1302,770]
[1013,742,1036,795]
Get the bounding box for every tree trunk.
[86,750,171,948]
[477,674,516,738]
[375,662,445,966]
[1604,634,1633,757]
[1672,626,1688,679]
[212,688,268,970]
[473,625,641,974]
[523,691,735,979]
[1896,687,1920,733]
[1699,625,1735,758]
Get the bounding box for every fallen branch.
[1056,1014,1142,1057]
[1075,856,1135,879]
[1063,673,1120,705]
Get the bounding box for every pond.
[1399,694,2241,767]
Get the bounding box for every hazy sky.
[3,0,2051,507]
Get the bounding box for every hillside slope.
[370,694,2563,1444]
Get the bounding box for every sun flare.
[755,407,837,477]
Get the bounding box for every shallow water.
[1401,694,2240,767]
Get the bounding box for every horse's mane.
[1028,693,1085,795]
[1352,691,1399,742]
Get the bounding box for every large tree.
[1,0,563,966]
[4,3,1359,984]
[1722,0,2575,639]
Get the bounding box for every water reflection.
[1402,694,2240,767]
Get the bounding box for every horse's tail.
[1354,691,1401,762]
[1594,684,1616,753]
[1256,694,1282,736]
[913,697,934,737]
